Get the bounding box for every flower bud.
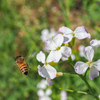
[56,72,63,77]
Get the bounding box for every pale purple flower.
[74,46,100,80]
[36,51,57,86]
[58,26,91,43]
[45,34,72,62]
[90,39,100,51]
[60,91,67,100]
[37,89,52,100]
[41,28,57,42]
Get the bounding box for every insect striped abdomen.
[19,63,28,75]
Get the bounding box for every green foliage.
[0,0,100,100]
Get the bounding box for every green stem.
[59,88,90,95]
[79,75,99,100]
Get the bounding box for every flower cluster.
[36,25,100,86]
[37,79,52,100]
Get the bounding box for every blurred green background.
[0,0,100,100]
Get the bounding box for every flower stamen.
[59,33,63,35]
[72,33,75,36]
[86,62,93,67]
[56,47,60,51]
[64,43,69,46]
[44,62,48,65]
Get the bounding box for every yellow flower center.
[64,43,69,46]
[72,33,75,36]
[44,62,48,65]
[86,62,93,67]
[59,33,63,35]
[52,36,54,39]
[56,47,60,51]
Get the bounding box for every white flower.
[37,89,52,100]
[41,28,57,42]
[58,26,91,43]
[78,45,85,57]
[60,91,67,100]
[37,79,48,89]
[90,39,100,51]
[45,34,72,62]
[74,46,100,80]
[36,51,57,86]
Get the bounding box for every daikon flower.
[45,34,71,62]
[74,46,100,80]
[37,89,52,100]
[36,51,57,86]
[58,26,91,43]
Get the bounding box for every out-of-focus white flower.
[78,45,85,57]
[41,28,57,42]
[37,79,47,89]
[90,39,100,51]
[60,91,67,100]
[45,34,72,62]
[58,26,91,43]
[75,46,100,80]
[36,51,57,86]
[37,89,52,100]
[71,54,75,61]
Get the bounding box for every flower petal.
[74,61,88,74]
[41,29,49,42]
[60,46,72,58]
[61,56,68,61]
[47,51,62,62]
[37,64,57,80]
[36,51,45,63]
[37,79,47,89]
[37,89,44,97]
[49,28,57,37]
[46,77,53,86]
[45,39,57,51]
[53,34,64,47]
[60,91,67,100]
[40,96,51,100]
[45,88,52,96]
[46,51,54,63]
[93,59,100,71]
[63,35,73,43]
[83,46,94,62]
[90,39,100,50]
[78,45,85,57]
[89,67,99,80]
[45,64,57,79]
[37,65,48,78]
[58,26,73,35]
[74,26,91,39]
